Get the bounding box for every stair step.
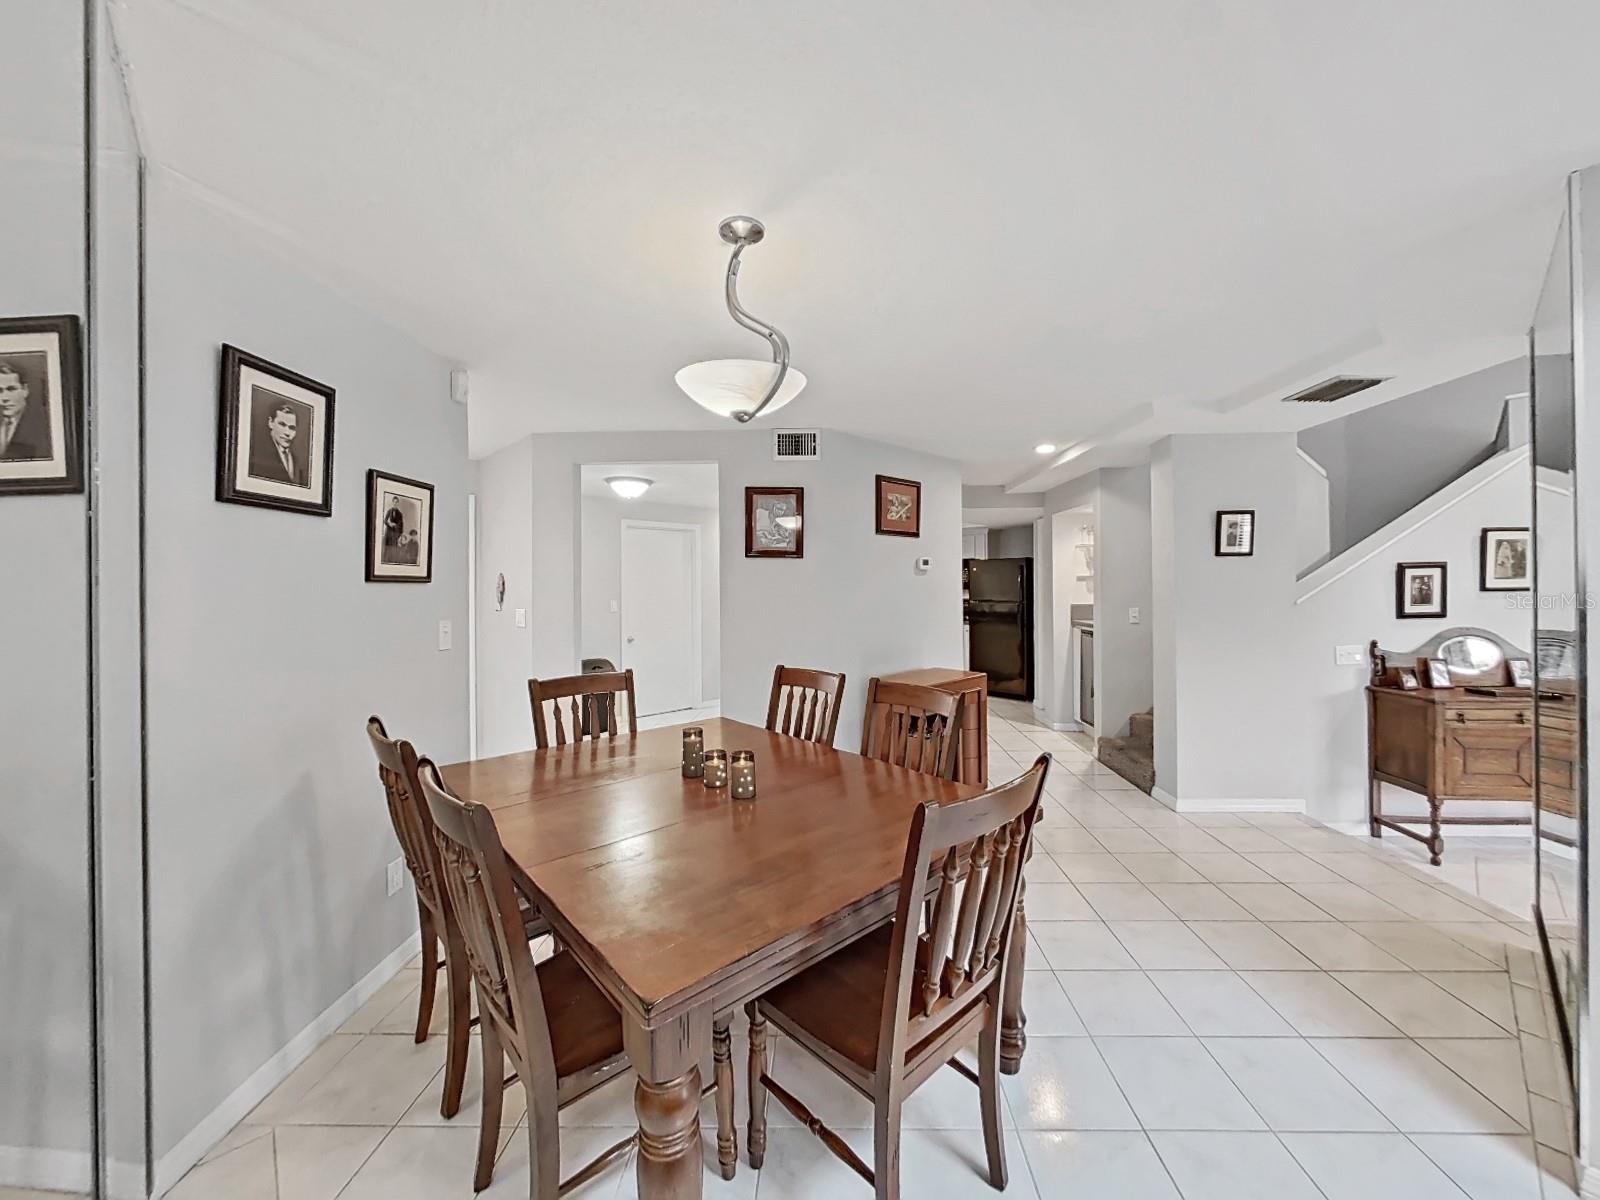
[1127,710,1154,746]
[1096,736,1155,795]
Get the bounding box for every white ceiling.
[112,2,1600,485]
[579,462,718,510]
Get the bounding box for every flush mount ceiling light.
[605,475,653,499]
[1034,443,1058,455]
[675,215,806,423]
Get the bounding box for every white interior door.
[620,522,699,717]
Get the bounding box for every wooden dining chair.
[527,669,637,749]
[765,664,847,746]
[366,716,475,1118]
[745,754,1050,1199]
[368,717,550,1119]
[416,756,635,1197]
[859,678,964,781]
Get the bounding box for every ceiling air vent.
[773,429,820,461]
[1280,376,1389,404]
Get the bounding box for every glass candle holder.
[730,750,756,800]
[702,749,728,789]
[681,727,705,779]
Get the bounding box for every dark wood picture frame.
[0,313,84,496]
[1479,526,1531,592]
[1214,509,1255,556]
[745,486,804,558]
[1395,561,1448,619]
[365,468,436,583]
[875,473,922,537]
[216,344,336,516]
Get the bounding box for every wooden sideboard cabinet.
[881,667,989,786]
[1367,685,1533,864]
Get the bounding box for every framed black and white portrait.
[745,487,804,558]
[1480,527,1530,591]
[1214,509,1254,557]
[1395,561,1447,619]
[365,469,435,583]
[216,344,335,516]
[0,314,83,496]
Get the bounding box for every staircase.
[1097,708,1154,794]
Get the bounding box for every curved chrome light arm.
[723,239,791,423]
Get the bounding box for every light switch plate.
[515,608,527,628]
[1335,644,1365,666]
[437,620,452,651]
[1127,607,1140,625]
[609,599,619,613]
[386,858,405,897]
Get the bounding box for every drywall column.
[1150,435,1304,809]
[1092,466,1153,742]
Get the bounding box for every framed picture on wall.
[1214,509,1254,556]
[0,314,84,496]
[1395,561,1448,619]
[365,469,435,582]
[216,344,336,516]
[1480,527,1530,591]
[875,474,921,537]
[745,486,804,558]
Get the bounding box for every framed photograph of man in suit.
[0,314,83,496]
[216,344,335,516]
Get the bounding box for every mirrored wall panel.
[1531,199,1582,1090]
[0,2,94,1196]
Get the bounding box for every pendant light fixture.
[675,216,806,423]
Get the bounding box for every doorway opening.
[579,462,721,726]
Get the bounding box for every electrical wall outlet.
[437,620,452,651]
[1127,607,1140,625]
[1335,644,1365,666]
[386,858,405,897]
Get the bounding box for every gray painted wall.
[986,525,1035,558]
[0,0,93,1178]
[1297,359,1524,561]
[579,494,721,703]
[1094,466,1153,742]
[1152,434,1301,804]
[474,428,963,754]
[143,171,469,1157]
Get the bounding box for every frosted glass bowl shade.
[674,358,807,419]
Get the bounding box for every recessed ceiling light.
[1034,443,1057,455]
[605,475,653,499]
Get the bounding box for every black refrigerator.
[964,557,1034,701]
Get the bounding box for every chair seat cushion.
[759,925,916,1073]
[539,950,625,1079]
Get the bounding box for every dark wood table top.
[441,718,976,1025]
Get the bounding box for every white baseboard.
[0,1144,91,1195]
[1048,720,1085,733]
[0,1141,146,1198]
[151,929,422,1198]
[1151,786,1306,815]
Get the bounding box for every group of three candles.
[681,727,756,799]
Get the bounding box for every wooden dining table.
[440,717,1034,1199]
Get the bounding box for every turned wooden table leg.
[712,1013,737,1181]
[1428,794,1444,866]
[1000,876,1027,1075]
[627,1008,710,1200]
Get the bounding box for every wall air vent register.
[773,429,820,460]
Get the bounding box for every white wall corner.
[151,930,422,1198]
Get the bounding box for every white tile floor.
[132,703,1581,1198]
